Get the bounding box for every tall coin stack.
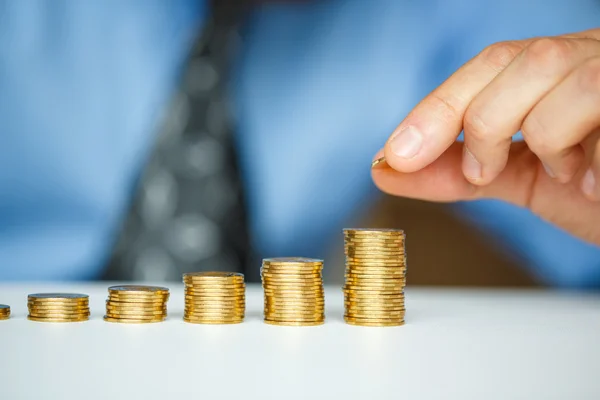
[343,228,406,327]
[183,272,246,324]
[262,257,325,326]
[104,285,169,323]
[0,304,10,320]
[27,293,90,323]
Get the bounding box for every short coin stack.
[27,293,90,323]
[183,272,246,324]
[104,285,169,323]
[262,257,325,326]
[343,228,406,327]
[0,304,10,320]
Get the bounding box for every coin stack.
[343,228,406,327]
[27,293,90,323]
[183,272,246,324]
[104,285,169,323]
[261,257,325,326]
[0,304,10,320]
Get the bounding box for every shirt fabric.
[0,0,599,285]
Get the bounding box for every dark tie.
[103,2,255,282]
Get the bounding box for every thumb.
[372,141,600,245]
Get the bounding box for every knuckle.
[522,38,572,72]
[578,56,600,94]
[522,115,558,156]
[428,92,464,122]
[478,41,522,72]
[463,107,490,142]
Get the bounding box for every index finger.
[383,40,529,173]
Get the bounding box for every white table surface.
[0,283,599,400]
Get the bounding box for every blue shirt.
[1,0,599,285]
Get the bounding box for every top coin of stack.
[104,285,169,324]
[183,272,246,324]
[343,228,406,327]
[262,257,325,326]
[0,304,10,320]
[27,293,90,323]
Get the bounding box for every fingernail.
[462,146,482,181]
[542,162,555,179]
[389,126,423,159]
[581,169,596,198]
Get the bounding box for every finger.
[565,27,600,41]
[374,142,538,206]
[522,56,600,186]
[383,40,528,173]
[581,128,600,201]
[463,38,600,184]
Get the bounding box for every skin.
[372,28,600,246]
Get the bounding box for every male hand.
[372,28,600,245]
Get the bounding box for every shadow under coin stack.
[262,257,325,326]
[104,285,169,323]
[27,293,90,323]
[343,228,406,327]
[183,272,246,324]
[0,304,10,320]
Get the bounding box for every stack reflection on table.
[183,271,246,324]
[27,293,90,323]
[261,257,325,326]
[343,228,406,326]
[104,285,169,323]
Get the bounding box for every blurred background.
[1,0,599,287]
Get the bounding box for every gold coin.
[185,298,245,304]
[183,318,243,324]
[28,310,90,317]
[263,257,323,264]
[345,270,406,277]
[106,296,168,302]
[28,308,90,315]
[344,230,404,236]
[184,281,245,287]
[183,271,244,278]
[344,294,404,301]
[344,312,405,319]
[105,310,166,317]
[262,282,323,288]
[28,293,89,301]
[28,315,89,322]
[103,316,165,323]
[263,291,323,297]
[344,319,404,327]
[28,307,90,314]
[184,311,243,318]
[261,270,323,280]
[0,315,9,320]
[265,297,325,304]
[344,283,405,291]
[185,303,245,309]
[184,296,245,302]
[263,319,324,326]
[106,298,168,305]
[345,246,405,252]
[184,286,246,294]
[106,303,166,310]
[344,278,406,285]
[345,308,406,315]
[108,285,169,293]
[104,312,166,319]
[264,294,324,300]
[265,304,325,311]
[261,269,323,276]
